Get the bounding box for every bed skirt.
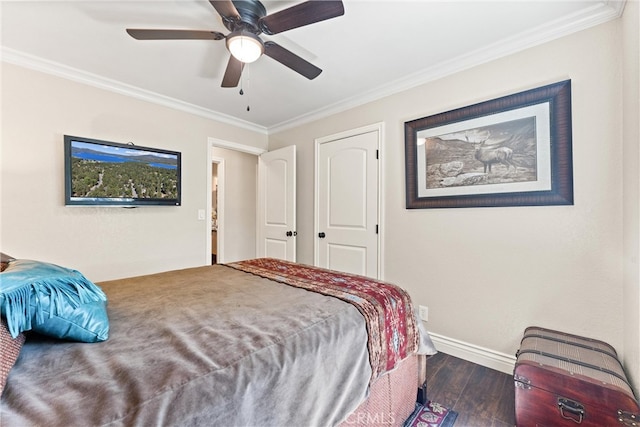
[339,354,425,427]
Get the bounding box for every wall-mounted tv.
[64,135,181,207]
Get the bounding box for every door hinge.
[376,149,379,159]
[376,224,379,234]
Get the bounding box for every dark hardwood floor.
[426,352,515,426]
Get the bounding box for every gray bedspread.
[0,264,372,427]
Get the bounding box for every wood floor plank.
[425,351,448,381]
[426,352,515,426]
[493,373,516,424]
[455,365,507,418]
[426,353,476,409]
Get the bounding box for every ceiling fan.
[126,0,344,88]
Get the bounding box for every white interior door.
[257,145,296,261]
[316,128,379,277]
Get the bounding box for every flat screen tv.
[64,135,181,206]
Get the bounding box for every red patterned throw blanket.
[226,258,420,381]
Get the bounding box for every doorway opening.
[207,137,265,265]
[209,155,225,265]
[211,161,219,264]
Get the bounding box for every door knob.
[286,231,293,237]
[318,232,326,238]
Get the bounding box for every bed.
[0,256,436,426]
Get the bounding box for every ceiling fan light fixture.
[227,31,264,63]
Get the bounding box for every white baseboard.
[429,332,516,375]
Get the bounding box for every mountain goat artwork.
[473,139,516,173]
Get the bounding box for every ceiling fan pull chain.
[245,65,251,112]
[239,63,246,96]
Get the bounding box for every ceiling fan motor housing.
[228,0,266,34]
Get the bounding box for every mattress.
[1,261,431,426]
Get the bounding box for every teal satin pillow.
[0,259,109,342]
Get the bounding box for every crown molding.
[1,0,625,136]
[0,47,268,136]
[267,0,626,134]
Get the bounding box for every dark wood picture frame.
[404,80,573,209]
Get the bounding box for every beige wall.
[270,16,637,388]
[0,63,267,282]
[622,0,640,394]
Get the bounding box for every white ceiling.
[0,0,625,133]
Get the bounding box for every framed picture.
[404,80,573,209]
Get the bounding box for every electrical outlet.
[419,305,428,322]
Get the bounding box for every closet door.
[316,127,379,278]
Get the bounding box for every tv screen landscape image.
[64,135,181,206]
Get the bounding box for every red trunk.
[514,326,639,426]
